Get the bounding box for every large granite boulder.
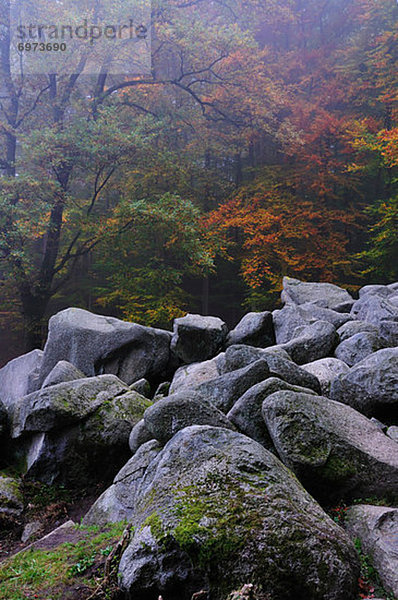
[41,360,85,389]
[358,284,397,299]
[345,505,398,598]
[143,392,235,443]
[84,440,163,525]
[0,349,43,414]
[171,314,228,363]
[24,390,151,486]
[0,400,7,439]
[223,345,321,393]
[337,320,379,342]
[11,375,129,438]
[227,377,317,449]
[281,277,353,310]
[301,358,350,396]
[262,391,398,503]
[129,418,154,454]
[193,359,270,413]
[225,311,275,348]
[273,304,350,345]
[330,348,398,418]
[37,308,172,387]
[169,357,220,395]
[334,332,384,367]
[117,426,359,600]
[281,320,338,364]
[350,294,398,329]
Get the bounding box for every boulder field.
[1,276,398,600]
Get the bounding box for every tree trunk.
[20,288,50,351]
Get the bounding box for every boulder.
[41,360,85,388]
[153,381,170,400]
[0,400,7,439]
[262,391,398,503]
[281,320,338,364]
[225,311,275,348]
[387,426,398,443]
[170,358,220,395]
[350,294,398,329]
[130,378,151,398]
[194,359,270,413]
[302,358,350,396]
[144,392,235,443]
[223,345,321,393]
[24,390,151,486]
[345,505,398,598]
[330,348,398,418]
[0,349,43,413]
[129,419,154,454]
[84,440,162,526]
[281,277,353,310]
[227,377,317,449]
[358,284,396,298]
[12,374,129,438]
[274,305,350,345]
[37,308,172,387]
[171,314,228,364]
[0,476,23,525]
[337,320,379,342]
[118,425,359,600]
[334,332,384,367]
[379,319,398,347]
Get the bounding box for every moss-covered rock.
[118,425,359,600]
[0,476,23,525]
[262,391,398,503]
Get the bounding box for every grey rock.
[227,377,317,448]
[84,440,162,525]
[262,391,398,502]
[345,505,398,598]
[170,358,220,395]
[171,314,228,364]
[12,374,129,438]
[129,419,154,454]
[38,308,171,387]
[144,392,235,444]
[281,320,338,364]
[0,476,23,524]
[330,348,398,417]
[281,276,353,310]
[153,381,170,399]
[118,425,359,600]
[359,284,395,298]
[379,319,398,346]
[334,332,384,367]
[225,311,275,348]
[337,320,379,342]
[302,358,350,396]
[274,304,349,346]
[41,360,85,389]
[24,390,151,486]
[370,417,388,432]
[350,294,398,329]
[0,350,43,414]
[21,521,42,543]
[194,359,270,413]
[223,345,321,393]
[0,400,7,439]
[273,304,315,344]
[387,426,398,443]
[130,378,151,397]
[388,282,398,291]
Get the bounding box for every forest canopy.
[0,0,397,357]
